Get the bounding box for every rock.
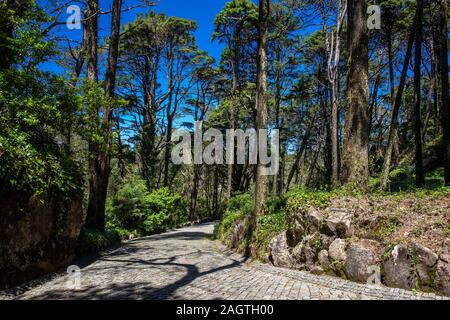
[269,232,293,269]
[324,209,354,237]
[415,263,433,286]
[310,265,325,275]
[383,245,416,290]
[410,242,438,267]
[231,220,246,249]
[434,239,450,297]
[345,239,382,283]
[329,239,347,262]
[286,219,305,247]
[439,238,450,263]
[435,260,450,297]
[303,243,317,269]
[291,241,316,270]
[309,210,324,229]
[320,234,335,250]
[318,250,332,271]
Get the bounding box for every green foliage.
[0,1,81,223]
[225,193,254,216]
[213,193,253,241]
[252,211,287,261]
[76,228,121,256]
[212,0,258,44]
[286,189,335,216]
[214,193,288,260]
[213,211,244,242]
[106,174,188,235]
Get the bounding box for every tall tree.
[254,0,270,219]
[413,0,425,187]
[212,0,258,198]
[380,8,417,190]
[341,0,369,189]
[440,0,450,185]
[327,0,347,186]
[86,0,123,231]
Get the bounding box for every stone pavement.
[10,223,447,300]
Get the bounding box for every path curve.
[13,223,445,300]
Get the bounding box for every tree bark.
[440,0,450,185]
[86,0,122,231]
[380,13,417,190]
[254,0,270,220]
[328,0,347,187]
[414,0,425,187]
[341,0,369,190]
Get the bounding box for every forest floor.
[1,223,447,300]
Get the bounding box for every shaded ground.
[4,223,446,300]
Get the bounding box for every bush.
[214,193,288,258]
[106,174,188,236]
[76,228,121,256]
[252,211,287,261]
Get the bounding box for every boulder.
[410,242,438,287]
[231,220,246,249]
[310,265,325,275]
[345,239,382,283]
[434,239,450,297]
[269,232,295,269]
[318,250,332,271]
[410,242,438,267]
[329,239,347,262]
[383,245,416,290]
[324,209,354,237]
[309,210,324,230]
[286,219,305,247]
[291,240,316,270]
[320,234,335,250]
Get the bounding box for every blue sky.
[41,0,231,73]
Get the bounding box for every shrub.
[106,174,188,235]
[76,228,121,256]
[252,211,287,261]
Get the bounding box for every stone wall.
[267,203,450,297]
[0,189,83,290]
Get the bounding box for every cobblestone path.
[12,223,446,300]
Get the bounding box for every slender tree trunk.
[414,0,425,187]
[341,0,369,190]
[254,0,270,219]
[69,20,87,87]
[306,141,322,188]
[440,0,450,185]
[423,37,436,142]
[380,14,417,190]
[328,0,347,187]
[226,40,240,199]
[85,0,100,230]
[272,45,283,194]
[86,0,122,231]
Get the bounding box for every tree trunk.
[189,165,201,222]
[254,0,270,220]
[380,14,417,190]
[86,0,122,231]
[341,0,369,190]
[414,0,424,187]
[440,0,450,185]
[422,37,436,142]
[328,0,347,187]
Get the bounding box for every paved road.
[13,223,445,300]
